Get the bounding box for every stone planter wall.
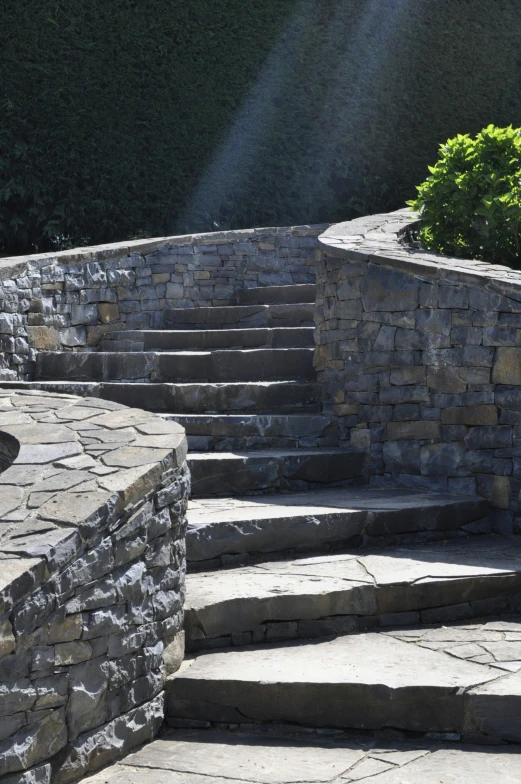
[0,390,189,784]
[0,225,324,382]
[315,209,521,532]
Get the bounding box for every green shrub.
[408,125,521,267]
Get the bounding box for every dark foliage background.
[1,0,521,254]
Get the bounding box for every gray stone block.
[420,442,467,477]
[360,264,419,312]
[383,441,421,474]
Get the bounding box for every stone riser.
[35,348,314,383]
[0,381,323,413]
[165,413,335,437]
[185,534,517,648]
[187,527,491,573]
[188,449,369,497]
[236,283,316,305]
[164,303,314,329]
[101,327,315,351]
[164,413,338,451]
[166,620,521,742]
[186,591,519,652]
[187,435,339,451]
[166,678,518,743]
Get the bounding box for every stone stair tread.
[167,413,337,452]
[166,618,521,739]
[91,347,314,356]
[189,447,358,458]
[164,413,333,430]
[186,487,489,563]
[185,534,521,642]
[0,380,322,413]
[35,347,314,383]
[188,486,486,521]
[188,449,369,498]
[101,326,316,350]
[164,303,314,329]
[85,727,521,784]
[237,283,316,304]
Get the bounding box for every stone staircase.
[33,283,368,498]
[16,281,521,770]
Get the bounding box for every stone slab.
[166,631,501,733]
[101,328,315,351]
[236,284,316,305]
[185,536,521,641]
[165,414,334,439]
[187,449,368,497]
[83,729,521,784]
[186,487,489,562]
[36,348,315,383]
[164,303,314,329]
[1,381,322,414]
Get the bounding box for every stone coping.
[319,208,521,298]
[0,389,187,616]
[0,223,328,282]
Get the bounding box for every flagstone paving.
[84,729,521,784]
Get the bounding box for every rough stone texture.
[0,226,323,381]
[35,348,315,384]
[83,728,521,784]
[0,381,323,416]
[184,535,521,648]
[315,208,521,530]
[0,391,189,782]
[186,487,489,566]
[166,618,521,741]
[188,449,368,498]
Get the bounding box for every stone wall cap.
[319,209,521,296]
[0,388,187,613]
[0,223,329,280]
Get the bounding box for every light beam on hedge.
[292,0,414,216]
[180,0,413,232]
[179,0,315,233]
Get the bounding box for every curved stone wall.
[315,209,521,532]
[0,225,324,382]
[0,390,189,784]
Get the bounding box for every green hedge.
[2,0,521,254]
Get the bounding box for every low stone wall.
[0,225,324,381]
[315,209,521,532]
[0,390,189,784]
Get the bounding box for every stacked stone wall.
[315,210,521,532]
[0,391,189,783]
[0,225,324,382]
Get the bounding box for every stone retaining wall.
[315,209,521,532]
[0,390,189,784]
[0,225,324,382]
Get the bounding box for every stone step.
[101,326,315,351]
[166,617,521,742]
[35,348,314,383]
[188,449,369,498]
[186,487,490,567]
[185,535,519,650]
[236,283,316,305]
[164,303,314,329]
[163,413,337,451]
[0,380,322,414]
[86,727,521,784]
